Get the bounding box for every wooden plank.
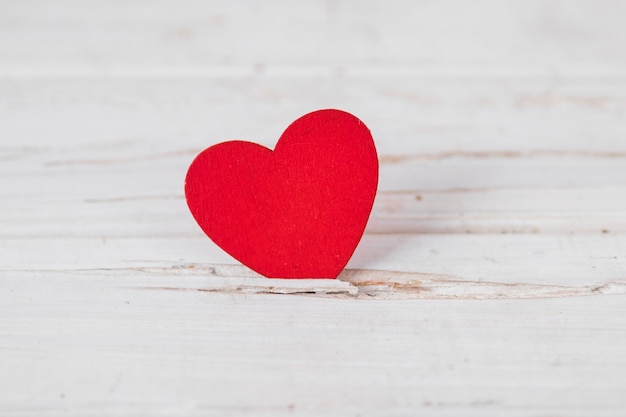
[2,77,626,153]
[2,276,626,416]
[1,0,626,71]
[3,232,625,289]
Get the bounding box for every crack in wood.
[12,263,625,300]
[45,149,200,167]
[84,194,184,203]
[37,148,626,168]
[379,149,626,164]
[339,269,626,299]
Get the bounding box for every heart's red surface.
[185,109,378,279]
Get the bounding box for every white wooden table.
[2,1,626,415]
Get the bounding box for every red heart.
[185,109,378,279]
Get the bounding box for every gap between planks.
[3,65,626,79]
[11,147,626,168]
[11,263,626,300]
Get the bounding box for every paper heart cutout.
[185,109,378,279]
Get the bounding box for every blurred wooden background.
[1,1,626,415]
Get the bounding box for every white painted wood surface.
[1,1,626,415]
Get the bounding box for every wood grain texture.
[1,0,626,416]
